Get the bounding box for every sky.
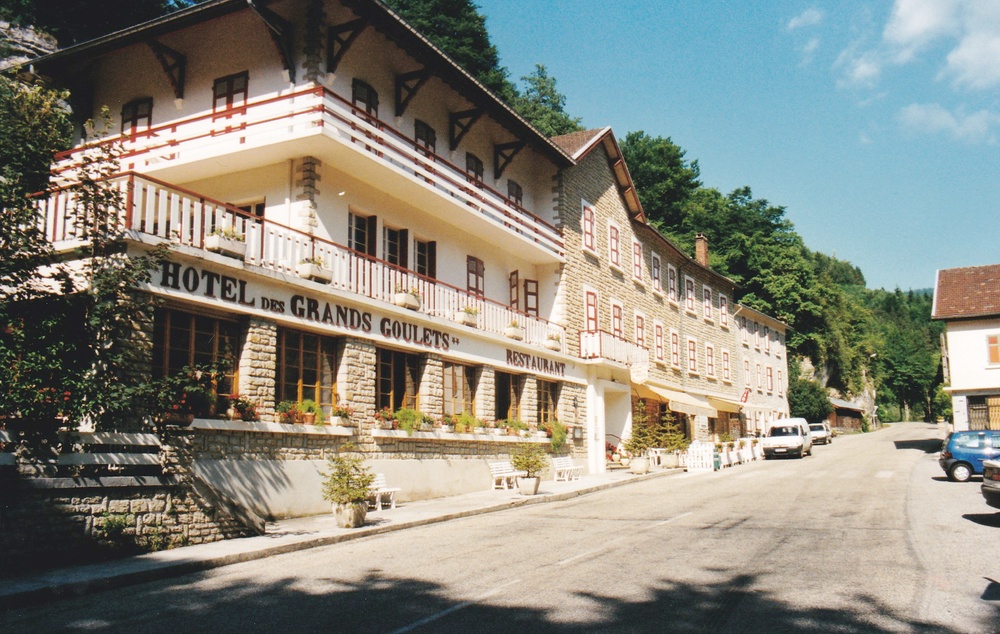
[474,0,1000,292]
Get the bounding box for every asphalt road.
[5,422,999,633]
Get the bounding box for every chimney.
[695,232,709,267]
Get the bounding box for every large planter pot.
[333,502,367,528]
[518,476,540,495]
[544,338,561,351]
[297,262,333,283]
[454,311,478,327]
[205,234,247,259]
[629,456,650,474]
[661,452,680,469]
[393,293,420,310]
[504,326,525,341]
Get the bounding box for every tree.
[0,0,192,46]
[510,64,581,137]
[788,379,832,422]
[619,131,701,228]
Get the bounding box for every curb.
[0,468,680,609]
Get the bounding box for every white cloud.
[788,8,824,31]
[835,48,882,89]
[798,37,821,66]
[884,0,962,62]
[897,103,1000,143]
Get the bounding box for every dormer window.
[121,98,152,136]
[352,79,379,117]
[213,72,248,113]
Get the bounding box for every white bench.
[489,461,526,490]
[367,473,401,511]
[551,456,582,481]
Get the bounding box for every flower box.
[205,234,246,259]
[544,338,561,351]
[394,292,420,310]
[454,311,478,327]
[504,326,525,340]
[297,262,333,283]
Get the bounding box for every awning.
[647,386,717,418]
[706,396,742,414]
[631,383,662,402]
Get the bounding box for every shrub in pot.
[510,442,547,495]
[322,442,375,528]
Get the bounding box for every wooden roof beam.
[327,18,367,74]
[395,68,430,117]
[449,108,483,151]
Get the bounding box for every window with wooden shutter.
[509,270,519,310]
[523,279,538,317]
[585,291,598,332]
[467,256,485,297]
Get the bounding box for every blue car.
[939,430,1000,482]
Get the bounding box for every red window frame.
[655,324,664,361]
[687,339,697,373]
[585,291,599,332]
[651,254,661,292]
[706,345,715,377]
[720,295,729,327]
[609,224,621,268]
[635,314,645,348]
[685,278,695,312]
[582,204,596,252]
[121,98,152,138]
[668,267,677,302]
[703,287,713,320]
[612,303,623,338]
[632,240,643,280]
[213,71,248,115]
[722,350,730,381]
[671,332,680,367]
[990,335,1000,365]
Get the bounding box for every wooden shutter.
[365,215,377,256]
[509,270,519,310]
[523,279,538,316]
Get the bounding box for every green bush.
[321,443,375,506]
[510,442,547,478]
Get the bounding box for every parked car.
[938,430,1000,482]
[761,418,813,459]
[808,422,832,445]
[982,460,1000,509]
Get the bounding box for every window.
[585,290,599,332]
[667,266,678,303]
[763,326,771,352]
[443,362,476,417]
[277,329,340,414]
[756,363,763,390]
[414,119,436,153]
[655,323,664,361]
[121,98,152,137]
[611,302,624,338]
[766,366,774,392]
[495,372,523,421]
[722,350,731,382]
[383,226,408,268]
[466,153,484,186]
[415,239,436,278]
[720,295,729,328]
[632,240,643,281]
[537,380,559,424]
[507,180,523,207]
[753,321,760,349]
[235,200,265,218]
[213,71,248,113]
[744,359,751,387]
[685,277,696,312]
[687,339,698,373]
[152,308,240,407]
[348,212,376,256]
[351,78,378,116]
[523,279,539,317]
[635,313,646,348]
[990,335,1000,365]
[651,254,662,293]
[706,344,715,377]
[377,348,420,411]
[509,270,519,310]
[741,316,749,344]
[703,287,713,321]
[670,331,680,367]
[582,203,596,253]
[777,369,783,396]
[608,223,621,268]
[467,256,485,297]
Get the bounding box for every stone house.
[732,304,790,433]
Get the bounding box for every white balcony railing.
[579,330,648,366]
[53,86,563,258]
[36,173,565,348]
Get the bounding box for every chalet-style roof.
[551,128,606,159]
[829,397,864,413]
[933,263,1000,321]
[17,0,573,168]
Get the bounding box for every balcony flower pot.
[544,338,561,351]
[504,325,525,341]
[205,234,246,259]
[454,310,478,327]
[394,292,421,310]
[297,262,333,283]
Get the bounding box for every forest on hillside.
[0,0,947,423]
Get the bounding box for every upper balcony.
[579,330,648,369]
[52,85,564,264]
[36,172,566,351]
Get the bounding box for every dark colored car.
[939,430,1000,482]
[982,460,1000,509]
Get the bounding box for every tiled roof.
[551,129,607,160]
[933,264,1000,320]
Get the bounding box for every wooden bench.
[551,456,582,481]
[367,473,401,511]
[489,461,526,490]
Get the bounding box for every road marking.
[875,470,895,479]
[388,579,522,633]
[556,512,693,567]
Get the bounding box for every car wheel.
[949,463,973,482]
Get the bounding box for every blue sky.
[475,0,1000,291]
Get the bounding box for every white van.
[761,417,813,459]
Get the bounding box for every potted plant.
[155,365,219,426]
[321,442,375,528]
[394,407,430,435]
[544,332,561,351]
[373,406,396,430]
[331,402,354,427]
[455,305,479,326]
[297,256,332,283]
[276,400,301,424]
[504,320,524,340]
[545,419,568,452]
[502,418,528,436]
[224,394,259,421]
[300,399,325,425]
[393,285,421,310]
[205,225,246,259]
[510,442,547,495]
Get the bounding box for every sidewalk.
[0,467,681,609]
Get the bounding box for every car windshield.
[769,426,798,437]
[809,425,824,432]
